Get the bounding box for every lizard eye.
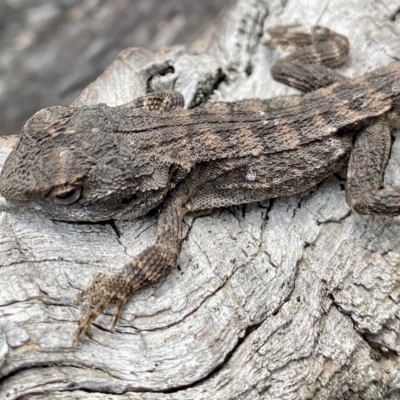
[49,185,82,205]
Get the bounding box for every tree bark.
[1,0,400,399]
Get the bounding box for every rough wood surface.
[1,0,400,399]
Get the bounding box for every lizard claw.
[73,246,170,345]
[73,271,132,346]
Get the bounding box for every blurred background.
[0,0,231,136]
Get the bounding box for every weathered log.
[1,0,400,399]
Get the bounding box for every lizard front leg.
[117,90,185,111]
[73,195,184,345]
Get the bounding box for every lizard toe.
[74,271,132,344]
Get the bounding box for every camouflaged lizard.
[1,26,400,345]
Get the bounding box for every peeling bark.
[1,0,400,399]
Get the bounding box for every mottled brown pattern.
[1,26,400,344]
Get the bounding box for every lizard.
[0,26,400,345]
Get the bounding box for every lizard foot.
[72,247,165,345]
[73,269,133,346]
[265,25,334,48]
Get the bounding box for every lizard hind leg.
[266,25,349,92]
[345,119,400,215]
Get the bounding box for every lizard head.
[0,104,177,221]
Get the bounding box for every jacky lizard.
[1,26,400,344]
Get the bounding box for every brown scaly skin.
[1,26,400,345]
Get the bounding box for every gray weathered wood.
[1,0,400,399]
